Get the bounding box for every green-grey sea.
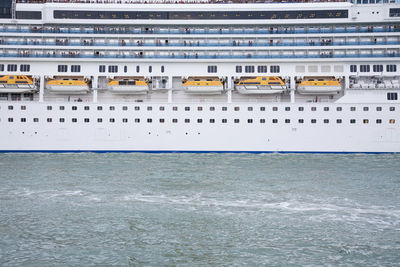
[0,153,399,266]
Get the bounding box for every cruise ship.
[0,0,399,153]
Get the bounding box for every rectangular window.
[122,118,128,123]
[387,92,398,100]
[160,118,165,123]
[386,64,397,72]
[110,118,115,123]
[59,118,65,123]
[197,119,202,123]
[84,118,90,123]
[376,119,382,124]
[209,119,215,123]
[172,119,178,123]
[373,65,383,72]
[234,119,240,123]
[20,64,30,72]
[245,65,255,73]
[84,106,90,110]
[235,66,242,73]
[350,65,357,72]
[108,65,118,73]
[58,65,68,72]
[185,119,190,123]
[260,119,265,123]
[0,64,4,71]
[350,119,356,124]
[122,106,128,111]
[124,66,128,73]
[97,118,103,123]
[270,65,280,73]
[97,106,103,111]
[147,106,153,111]
[360,65,370,72]
[21,118,26,122]
[99,65,106,72]
[298,119,304,124]
[336,119,342,124]
[71,65,81,72]
[136,66,140,73]
[272,119,278,123]
[161,66,165,73]
[257,65,267,73]
[207,65,217,73]
[148,66,152,73]
[135,118,140,123]
[248,119,253,123]
[7,64,17,72]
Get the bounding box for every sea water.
[0,153,399,266]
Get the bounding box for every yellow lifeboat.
[46,76,89,94]
[107,77,149,94]
[235,76,286,94]
[297,77,342,95]
[182,77,224,94]
[0,75,36,93]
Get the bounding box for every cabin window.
[84,118,90,123]
[298,107,304,111]
[311,119,316,124]
[108,65,118,73]
[350,107,356,111]
[245,66,255,73]
[122,118,128,123]
[172,119,178,123]
[222,119,227,123]
[260,119,266,123]
[134,106,140,111]
[47,106,52,110]
[387,64,397,72]
[21,106,26,110]
[173,106,178,111]
[197,107,203,111]
[272,119,278,123]
[197,119,202,123]
[210,107,215,111]
[8,118,13,122]
[59,106,65,110]
[236,66,242,73]
[99,65,105,73]
[160,106,165,111]
[72,118,77,123]
[350,119,356,124]
[390,119,395,124]
[285,107,290,111]
[363,119,369,124]
[376,119,382,124]
[324,107,329,111]
[109,106,115,111]
[147,106,153,111]
[373,65,383,72]
[59,118,65,123]
[360,65,370,72]
[222,107,228,111]
[336,107,342,111]
[273,107,278,111]
[84,106,90,110]
[257,66,267,73]
[298,119,304,124]
[0,64,4,71]
[207,66,217,73]
[270,66,280,73]
[33,118,39,122]
[136,66,140,73]
[285,119,290,123]
[185,107,190,111]
[363,107,369,111]
[324,119,329,124]
[311,107,317,111]
[122,106,128,111]
[110,118,115,123]
[135,118,140,123]
[146,118,152,123]
[209,119,215,123]
[97,106,103,111]
[20,64,30,72]
[71,65,81,72]
[234,119,240,123]
[235,107,240,111]
[124,66,128,73]
[336,119,342,124]
[248,107,253,111]
[376,106,382,111]
[72,106,77,110]
[7,64,17,72]
[148,66,152,73]
[58,65,68,72]
[159,118,165,123]
[260,107,266,111]
[161,66,165,73]
[350,65,357,72]
[387,92,398,100]
[8,105,13,110]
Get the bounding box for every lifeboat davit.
[46,76,89,94]
[0,75,36,93]
[297,77,342,95]
[235,76,287,94]
[107,77,149,94]
[182,77,224,94]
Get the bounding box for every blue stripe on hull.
[0,150,397,154]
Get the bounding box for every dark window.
[136,66,140,73]
[97,106,103,110]
[207,65,217,73]
[185,106,190,111]
[270,65,280,73]
[84,118,90,123]
[376,119,382,124]
[257,66,268,73]
[124,66,128,73]
[336,107,342,111]
[161,66,165,73]
[122,106,128,111]
[16,11,42,20]
[71,65,81,72]
[337,119,342,124]
[235,66,242,73]
[108,65,118,73]
[0,64,4,71]
[387,92,398,100]
[72,106,77,110]
[360,65,370,72]
[350,65,357,72]
[209,119,215,123]
[222,107,227,111]
[298,107,304,111]
[58,65,67,72]
[272,119,278,123]
[7,64,17,72]
[245,66,255,73]
[99,65,105,72]
[148,66,152,73]
[20,64,30,72]
[363,107,369,111]
[387,64,397,72]
[110,118,115,123]
[373,65,383,72]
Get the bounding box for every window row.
[235,65,280,73]
[350,64,397,73]
[5,117,396,124]
[4,105,398,112]
[0,64,31,72]
[58,64,81,72]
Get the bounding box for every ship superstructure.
[0,0,399,152]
